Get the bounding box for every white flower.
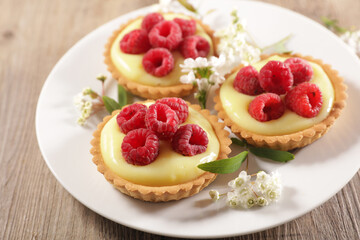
[215,9,261,70]
[74,88,97,126]
[227,191,240,208]
[246,196,257,208]
[195,78,208,91]
[257,197,268,207]
[340,30,360,57]
[180,71,196,84]
[209,190,220,201]
[216,170,282,209]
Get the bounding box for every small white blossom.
[209,190,220,202]
[212,170,282,209]
[257,197,268,207]
[227,191,240,208]
[215,10,261,71]
[180,56,228,108]
[74,88,98,126]
[340,30,360,57]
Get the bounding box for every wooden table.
[1,0,359,239]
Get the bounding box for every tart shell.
[90,102,231,202]
[104,14,218,99]
[214,53,347,151]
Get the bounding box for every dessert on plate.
[90,98,231,202]
[104,12,217,99]
[214,54,347,151]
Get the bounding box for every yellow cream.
[220,55,335,135]
[110,13,214,87]
[100,103,220,186]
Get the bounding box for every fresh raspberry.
[145,103,179,140]
[180,35,210,59]
[233,66,264,96]
[121,128,160,166]
[172,124,208,156]
[142,48,174,77]
[120,29,151,54]
[116,103,147,134]
[284,58,314,85]
[173,18,196,38]
[259,61,293,95]
[285,82,323,118]
[141,12,164,33]
[248,93,285,122]
[156,97,189,124]
[148,20,182,50]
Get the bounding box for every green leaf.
[177,0,198,13]
[197,151,248,174]
[249,146,294,162]
[231,138,247,147]
[117,85,127,108]
[321,16,347,34]
[102,96,121,114]
[262,34,293,54]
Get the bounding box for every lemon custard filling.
[110,13,214,87]
[220,55,335,135]
[100,103,220,187]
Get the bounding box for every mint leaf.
[117,85,127,108]
[231,137,247,147]
[249,146,294,162]
[321,16,347,34]
[177,0,198,13]
[262,34,293,54]
[197,151,248,174]
[102,96,121,114]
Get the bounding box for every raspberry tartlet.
[90,99,231,202]
[214,54,347,151]
[104,12,217,99]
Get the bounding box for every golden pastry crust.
[104,14,218,99]
[90,102,231,202]
[214,53,347,151]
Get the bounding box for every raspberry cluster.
[232,58,323,121]
[117,98,209,165]
[120,12,210,77]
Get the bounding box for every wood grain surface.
[0,0,359,239]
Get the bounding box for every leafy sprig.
[197,138,294,174]
[198,151,248,174]
[74,75,128,125]
[321,16,347,34]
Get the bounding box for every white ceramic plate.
[36,0,360,238]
